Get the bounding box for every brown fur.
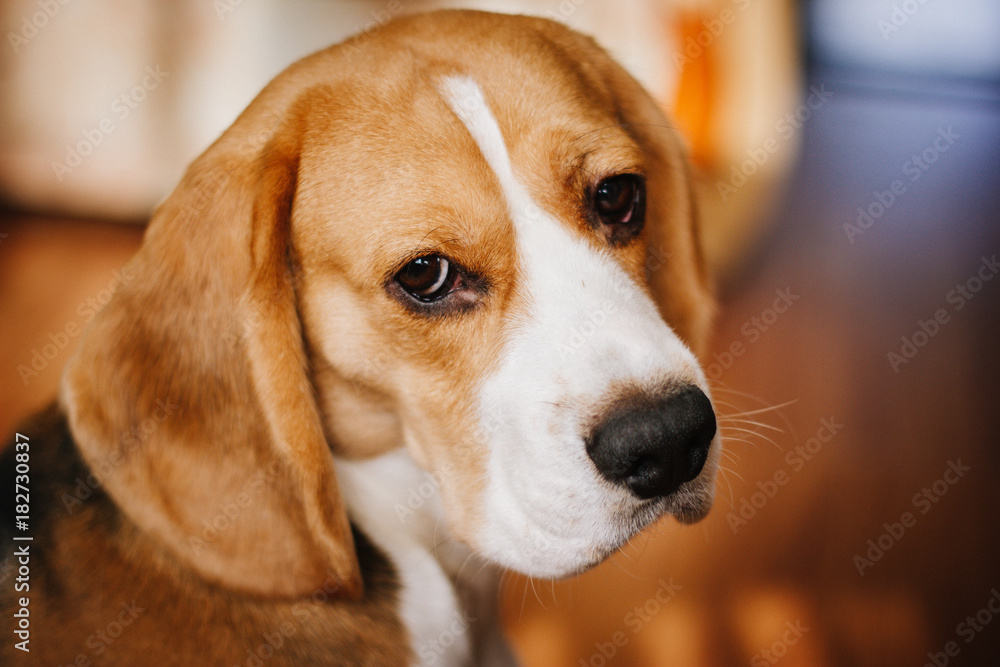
[1,10,712,664]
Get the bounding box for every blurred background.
[1,0,998,664]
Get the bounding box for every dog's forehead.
[293,51,642,276]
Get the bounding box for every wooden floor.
[2,74,999,665]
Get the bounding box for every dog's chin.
[466,460,719,579]
[471,502,666,580]
[506,496,715,577]
[487,545,619,580]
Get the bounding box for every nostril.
[586,386,716,500]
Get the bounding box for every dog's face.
[63,11,718,597]
[292,16,719,577]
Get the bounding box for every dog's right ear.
[61,83,363,600]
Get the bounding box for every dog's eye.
[593,174,645,242]
[395,255,458,302]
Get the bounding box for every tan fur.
[4,10,713,664]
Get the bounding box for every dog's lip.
[671,502,712,524]
[668,489,714,524]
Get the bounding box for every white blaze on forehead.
[438,77,523,204]
[438,75,711,576]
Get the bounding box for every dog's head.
[62,10,718,599]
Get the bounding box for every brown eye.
[593,174,645,239]
[395,255,456,302]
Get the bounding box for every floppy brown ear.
[61,93,362,600]
[631,97,715,357]
[596,53,716,358]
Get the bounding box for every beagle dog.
[1,10,718,666]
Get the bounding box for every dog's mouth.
[464,438,719,579]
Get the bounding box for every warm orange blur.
[3,1,999,665]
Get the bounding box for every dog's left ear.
[61,88,362,600]
[599,56,716,357]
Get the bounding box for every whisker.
[719,426,782,450]
[718,417,784,432]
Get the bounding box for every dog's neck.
[334,449,514,666]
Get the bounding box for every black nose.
[586,386,716,500]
